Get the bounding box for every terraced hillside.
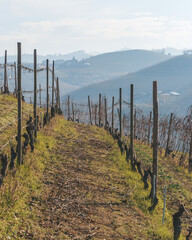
[0,95,191,239]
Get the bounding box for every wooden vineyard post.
[55,78,57,108]
[68,95,70,120]
[152,81,159,203]
[14,62,17,95]
[34,49,37,139]
[134,109,136,139]
[88,95,92,125]
[4,50,8,93]
[165,113,173,157]
[54,78,57,107]
[112,96,114,135]
[130,84,134,167]
[95,105,97,125]
[74,105,76,122]
[58,78,60,110]
[148,111,152,144]
[72,103,74,122]
[56,77,59,109]
[46,59,49,120]
[52,61,55,107]
[104,98,107,128]
[17,42,22,165]
[40,112,43,128]
[119,88,122,138]
[99,93,101,127]
[37,114,39,132]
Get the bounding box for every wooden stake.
[72,103,74,121]
[17,43,22,165]
[58,78,60,109]
[54,78,57,106]
[4,50,8,93]
[134,109,136,139]
[119,88,122,138]
[104,98,107,128]
[46,59,49,119]
[68,95,70,120]
[95,105,97,125]
[130,84,134,167]
[148,111,152,144]
[34,49,37,139]
[56,77,58,109]
[14,62,17,94]
[152,81,159,203]
[52,61,55,107]
[40,112,43,128]
[165,113,173,157]
[99,93,101,127]
[88,95,92,125]
[112,96,114,135]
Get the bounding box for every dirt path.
[35,119,150,239]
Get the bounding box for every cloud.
[21,15,191,41]
[0,15,182,54]
[1,3,192,55]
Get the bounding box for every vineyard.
[62,93,192,171]
[0,43,191,239]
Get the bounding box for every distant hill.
[56,49,171,87]
[69,54,192,114]
[0,49,173,108]
[0,49,171,97]
[0,50,91,64]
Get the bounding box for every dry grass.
[133,140,192,238]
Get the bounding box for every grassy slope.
[0,94,44,162]
[0,94,33,150]
[0,95,190,239]
[133,140,192,238]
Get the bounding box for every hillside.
[0,95,191,239]
[0,50,91,64]
[0,50,171,99]
[56,49,171,87]
[0,94,34,148]
[69,54,192,114]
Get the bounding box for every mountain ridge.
[68,54,192,114]
[55,49,172,87]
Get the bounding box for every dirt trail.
[35,120,149,239]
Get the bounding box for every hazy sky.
[1,0,192,55]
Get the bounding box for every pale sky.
[1,0,192,55]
